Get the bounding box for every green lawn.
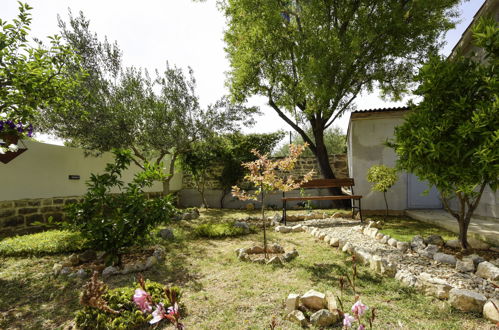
[0,210,489,329]
[368,215,458,242]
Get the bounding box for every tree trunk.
[383,191,389,220]
[162,153,177,195]
[458,216,470,250]
[220,188,229,208]
[311,124,349,208]
[261,183,267,259]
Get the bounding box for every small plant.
[67,149,177,265]
[367,165,398,220]
[193,222,255,239]
[338,257,377,329]
[232,144,314,258]
[75,273,183,329]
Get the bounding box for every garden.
[1,0,498,329]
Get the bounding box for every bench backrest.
[300,178,354,189]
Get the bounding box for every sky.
[1,0,486,144]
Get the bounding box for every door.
[408,173,442,209]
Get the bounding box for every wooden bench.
[281,178,363,224]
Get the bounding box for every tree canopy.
[390,18,498,249]
[40,12,258,193]
[0,2,81,139]
[223,0,460,180]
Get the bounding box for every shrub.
[67,149,177,264]
[0,230,86,257]
[366,165,398,219]
[193,222,255,239]
[75,275,182,329]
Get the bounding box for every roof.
[352,106,410,114]
[450,0,498,58]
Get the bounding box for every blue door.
[408,173,442,209]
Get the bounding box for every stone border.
[235,244,299,265]
[53,246,166,279]
[305,222,499,324]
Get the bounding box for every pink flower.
[133,288,152,313]
[343,313,356,327]
[352,300,368,317]
[358,324,366,330]
[149,303,167,324]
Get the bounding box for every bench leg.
[359,199,363,223]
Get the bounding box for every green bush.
[75,280,181,330]
[67,150,177,264]
[193,222,254,239]
[0,230,86,256]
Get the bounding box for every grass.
[0,210,490,329]
[370,215,458,242]
[0,230,87,257]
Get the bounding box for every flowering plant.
[232,143,314,257]
[133,274,184,329]
[0,120,33,138]
[0,119,33,154]
[343,299,376,329]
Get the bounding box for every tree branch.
[267,91,317,153]
[441,193,460,221]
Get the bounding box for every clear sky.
[1,0,486,143]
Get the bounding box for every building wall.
[347,112,409,212]
[0,141,182,232]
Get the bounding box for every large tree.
[40,12,257,193]
[390,18,498,250]
[0,2,81,141]
[222,0,460,186]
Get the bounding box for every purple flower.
[352,300,368,317]
[358,325,366,330]
[343,313,355,327]
[133,288,152,313]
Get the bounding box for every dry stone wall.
[0,192,164,234]
[182,155,348,189]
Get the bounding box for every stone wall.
[182,155,348,190]
[0,192,165,235]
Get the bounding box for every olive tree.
[390,18,498,249]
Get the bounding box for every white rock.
[416,272,453,299]
[380,259,397,277]
[310,309,336,327]
[483,299,499,323]
[396,241,409,252]
[388,238,398,247]
[433,253,457,266]
[266,256,283,265]
[325,292,339,312]
[102,266,119,278]
[291,224,304,232]
[353,248,372,266]
[369,255,382,273]
[456,259,475,273]
[300,289,326,310]
[324,235,332,244]
[410,235,425,250]
[318,232,327,240]
[275,226,291,233]
[445,239,461,249]
[285,293,300,312]
[375,233,384,240]
[380,235,390,244]
[449,288,487,313]
[286,310,308,327]
[424,235,445,247]
[395,270,417,287]
[342,242,354,254]
[330,237,340,247]
[145,256,158,268]
[476,261,499,281]
[53,263,63,276]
